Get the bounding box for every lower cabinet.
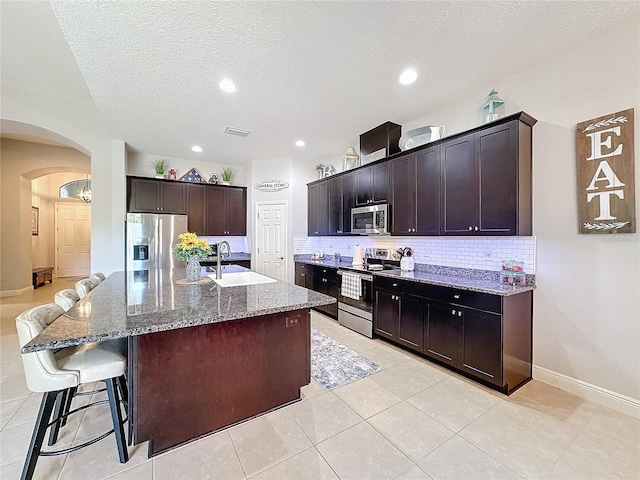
[424,300,502,384]
[313,267,339,318]
[373,277,424,353]
[374,278,532,395]
[294,262,338,319]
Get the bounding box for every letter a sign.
[576,108,635,234]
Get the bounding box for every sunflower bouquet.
[172,232,213,261]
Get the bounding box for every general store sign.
[576,108,635,234]
[254,179,289,192]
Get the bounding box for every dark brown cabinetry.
[373,277,424,352]
[441,118,532,236]
[308,111,535,238]
[328,173,354,235]
[294,262,339,319]
[294,263,315,289]
[308,182,329,236]
[186,184,207,234]
[354,162,389,206]
[422,284,532,394]
[128,177,246,236]
[313,267,340,318]
[127,177,187,214]
[206,186,247,236]
[391,146,440,235]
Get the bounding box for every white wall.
[127,151,246,186]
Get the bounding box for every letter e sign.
[576,108,635,233]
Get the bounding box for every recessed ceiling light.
[295,140,306,147]
[399,68,418,85]
[219,78,236,93]
[191,145,203,153]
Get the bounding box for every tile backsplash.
[294,235,536,273]
[201,236,250,253]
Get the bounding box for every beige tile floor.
[1,278,639,479]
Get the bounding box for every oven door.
[337,271,373,314]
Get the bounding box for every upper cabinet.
[127,177,187,214]
[354,162,389,206]
[308,181,329,236]
[441,117,532,236]
[205,186,247,236]
[328,172,354,235]
[128,177,247,236]
[391,146,440,236]
[308,112,536,238]
[186,184,207,233]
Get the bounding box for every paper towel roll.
[352,245,363,266]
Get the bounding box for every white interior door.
[56,203,91,277]
[255,202,287,281]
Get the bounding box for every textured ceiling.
[2,1,637,166]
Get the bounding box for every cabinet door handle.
[392,283,398,287]
[453,294,460,299]
[474,226,479,231]
[451,309,456,315]
[458,311,462,317]
[468,226,473,231]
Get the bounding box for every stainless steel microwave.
[351,204,390,235]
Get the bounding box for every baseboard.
[0,285,34,298]
[533,365,640,419]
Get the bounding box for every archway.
[1,122,92,296]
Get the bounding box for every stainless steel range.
[337,248,401,337]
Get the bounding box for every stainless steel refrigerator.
[126,213,188,271]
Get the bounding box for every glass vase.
[186,257,201,282]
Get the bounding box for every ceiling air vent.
[224,126,250,137]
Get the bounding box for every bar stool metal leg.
[106,378,129,463]
[21,391,59,480]
[47,389,68,446]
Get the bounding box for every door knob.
[279,256,284,260]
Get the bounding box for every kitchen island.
[23,268,335,456]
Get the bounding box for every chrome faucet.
[216,241,231,279]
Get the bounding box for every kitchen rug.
[311,329,382,390]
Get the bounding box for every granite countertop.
[294,256,534,296]
[23,268,335,353]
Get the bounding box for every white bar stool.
[75,277,100,299]
[52,288,128,438]
[16,304,129,480]
[91,272,106,282]
[53,289,81,312]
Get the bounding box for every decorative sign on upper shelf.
[179,168,206,183]
[576,108,635,234]
[254,180,290,192]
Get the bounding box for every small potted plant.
[220,167,233,185]
[153,159,167,179]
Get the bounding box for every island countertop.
[23,268,335,353]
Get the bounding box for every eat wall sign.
[576,108,635,234]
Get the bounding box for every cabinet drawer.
[374,276,424,296]
[314,265,339,280]
[424,284,502,313]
